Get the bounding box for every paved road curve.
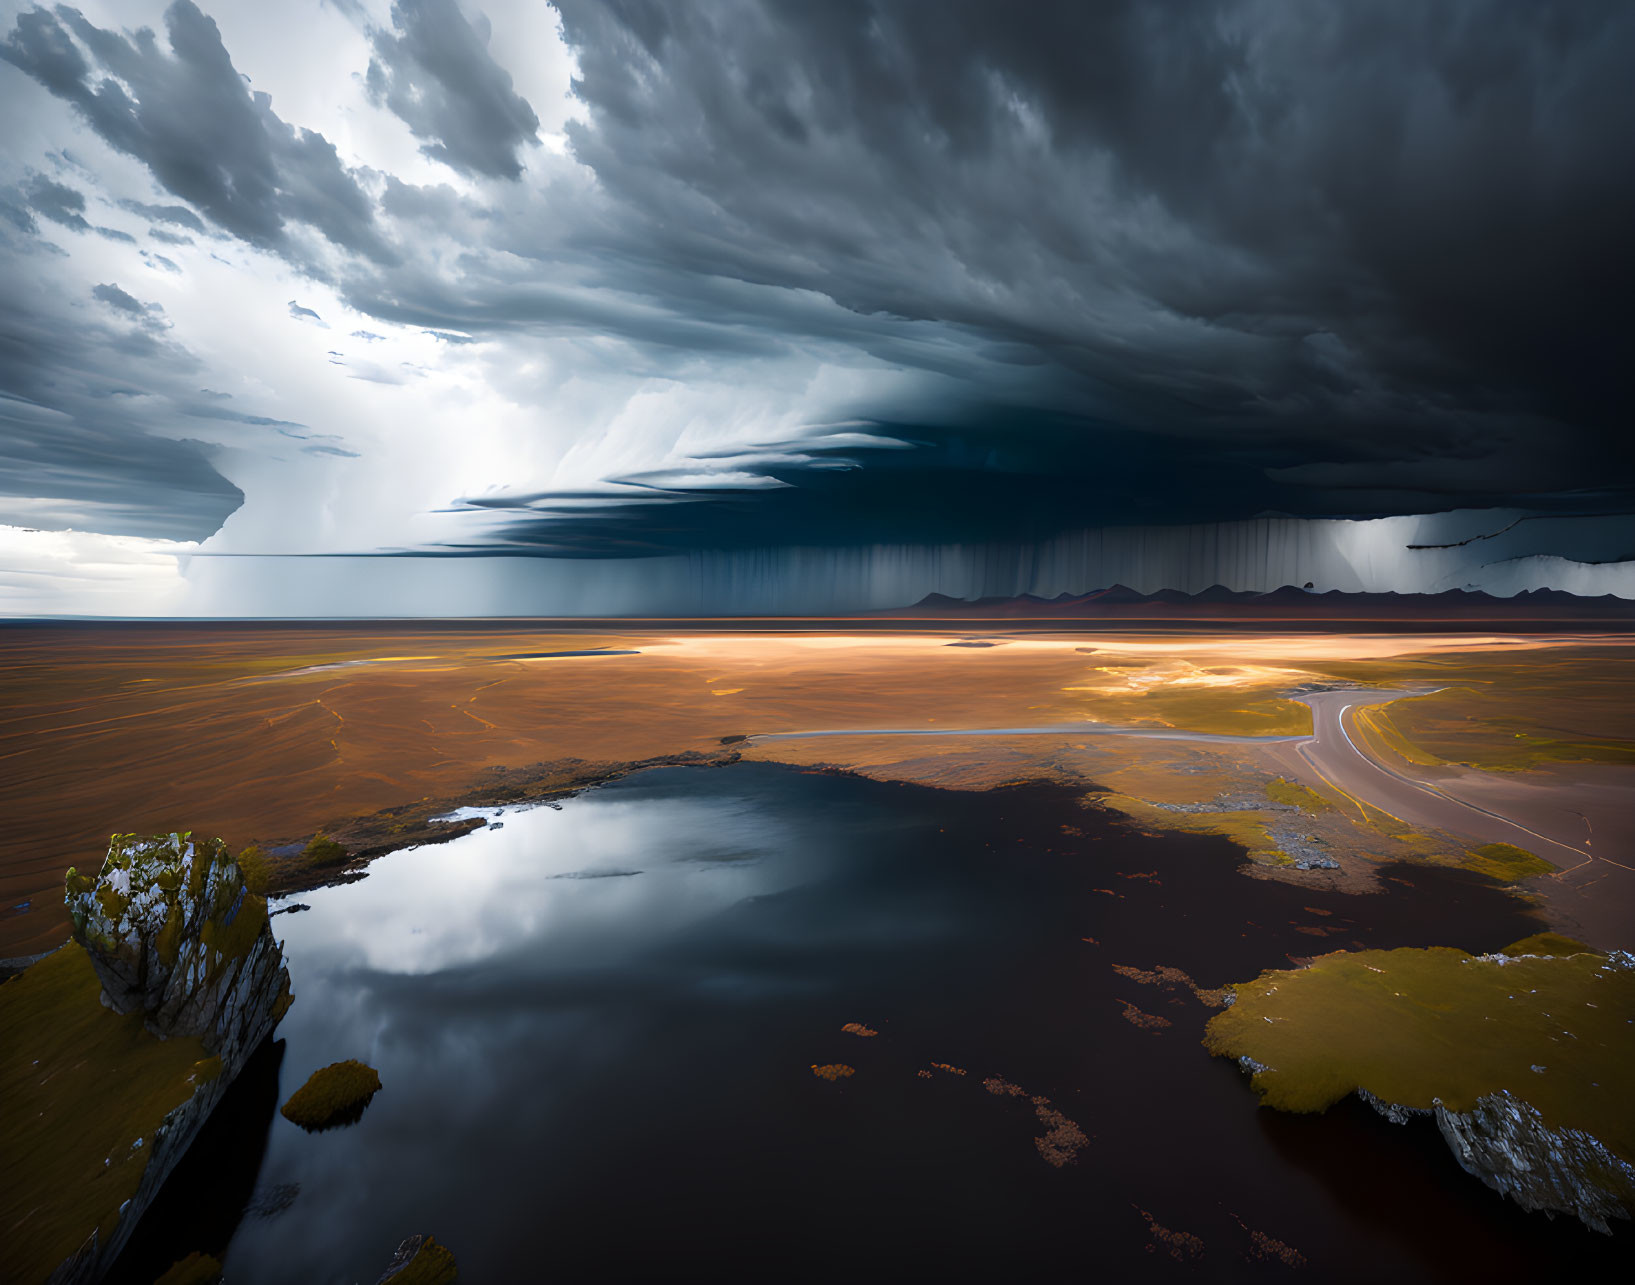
[1275,690,1629,876]
[755,689,1623,876]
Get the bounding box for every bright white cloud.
[0,524,195,615]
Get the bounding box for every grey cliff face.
[1434,1092,1635,1237]
[1356,1085,1634,1235]
[50,835,293,1285]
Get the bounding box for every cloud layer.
[1,0,1632,609]
[366,0,541,179]
[550,0,1635,516]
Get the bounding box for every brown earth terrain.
[2,621,1631,956]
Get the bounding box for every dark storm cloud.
[1,1,396,269]
[0,393,243,539]
[0,192,37,234]
[4,0,1631,573]
[24,174,89,229]
[91,281,151,316]
[338,257,803,358]
[458,407,1619,557]
[448,416,1240,555]
[0,279,244,539]
[535,0,1635,540]
[118,199,205,232]
[365,0,541,180]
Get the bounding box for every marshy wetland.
[2,622,1633,1282]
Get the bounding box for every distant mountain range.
[877,585,1635,620]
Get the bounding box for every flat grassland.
[0,945,218,1282]
[2,622,1631,956]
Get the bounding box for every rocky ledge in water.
[1204,934,1635,1234]
[375,1233,460,1284]
[38,833,293,1284]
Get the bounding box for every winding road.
[752,688,1628,879]
[1275,690,1614,874]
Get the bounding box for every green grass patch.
[281,1059,382,1130]
[1386,699,1635,773]
[0,947,219,1285]
[1265,777,1331,812]
[1504,736,1635,767]
[1501,932,1594,957]
[1463,842,1555,882]
[236,845,271,895]
[1353,704,1445,768]
[1123,689,1313,738]
[1204,943,1635,1180]
[299,834,349,870]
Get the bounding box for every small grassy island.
[281,1059,383,1130]
[1204,937,1635,1232]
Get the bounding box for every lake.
[113,763,1626,1282]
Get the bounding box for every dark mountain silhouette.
[876,584,1632,622]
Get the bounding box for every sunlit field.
[4,623,1632,956]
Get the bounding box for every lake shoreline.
[106,760,1628,1284]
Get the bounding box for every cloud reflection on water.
[274,791,798,976]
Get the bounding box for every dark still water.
[115,764,1625,1283]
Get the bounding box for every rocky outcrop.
[1437,1093,1632,1235]
[376,1234,460,1284]
[1355,1084,1635,1234]
[66,833,291,1066]
[1207,943,1634,1236]
[50,834,292,1284]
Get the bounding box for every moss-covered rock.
[281,1059,383,1131]
[376,1233,459,1284]
[300,833,349,870]
[65,832,291,1069]
[235,845,272,895]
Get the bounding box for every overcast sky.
[2,0,1632,613]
